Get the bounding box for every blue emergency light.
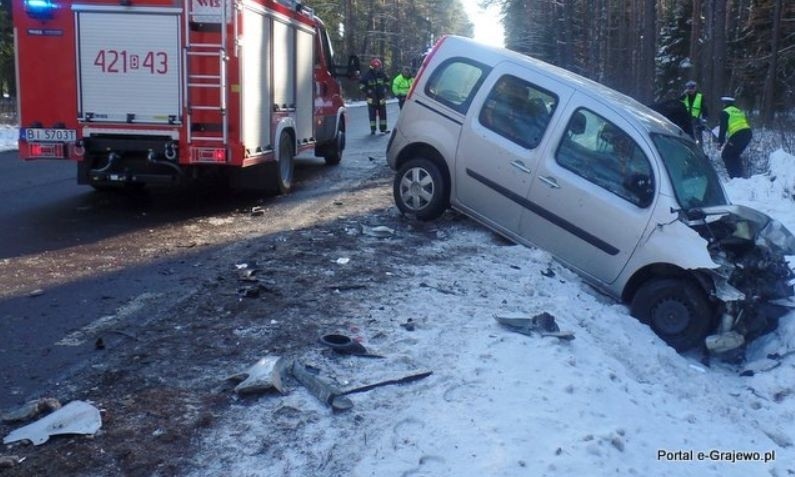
[24,0,58,20]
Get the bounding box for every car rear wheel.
[630,278,714,352]
[393,157,448,220]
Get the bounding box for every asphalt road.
[0,102,398,409]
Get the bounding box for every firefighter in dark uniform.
[360,57,389,134]
[717,96,752,179]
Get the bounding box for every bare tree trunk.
[638,0,656,102]
[689,0,702,81]
[345,0,355,58]
[710,0,726,118]
[761,0,783,124]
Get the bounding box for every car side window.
[479,75,558,149]
[425,58,490,114]
[556,108,654,207]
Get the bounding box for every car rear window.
[424,58,490,114]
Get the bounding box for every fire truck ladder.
[183,0,229,146]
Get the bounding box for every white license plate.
[23,128,77,142]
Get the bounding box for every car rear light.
[407,36,448,101]
[191,147,227,163]
[28,142,65,158]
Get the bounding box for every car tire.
[393,157,448,221]
[323,130,344,166]
[630,278,714,352]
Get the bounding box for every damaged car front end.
[685,205,795,355]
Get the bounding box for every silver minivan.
[386,36,795,354]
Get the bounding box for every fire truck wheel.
[323,130,345,166]
[273,131,295,194]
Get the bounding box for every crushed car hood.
[697,204,795,257]
[686,204,795,353]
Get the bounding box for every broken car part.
[227,356,289,395]
[495,313,575,340]
[290,361,353,412]
[3,401,102,446]
[319,334,369,355]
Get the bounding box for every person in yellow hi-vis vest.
[717,96,752,179]
[391,66,413,110]
[680,80,709,145]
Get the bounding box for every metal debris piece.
[419,282,458,295]
[341,371,432,396]
[28,289,44,298]
[495,312,575,340]
[1,398,62,424]
[238,268,259,282]
[319,334,384,358]
[3,401,102,446]
[335,257,351,265]
[227,356,289,395]
[251,206,265,216]
[290,362,353,412]
[319,334,368,355]
[362,225,395,238]
[739,358,781,376]
[400,319,416,331]
[705,331,745,354]
[237,285,262,298]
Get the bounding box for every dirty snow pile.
[0,125,17,151]
[189,149,795,477]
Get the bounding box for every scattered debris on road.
[3,401,102,446]
[319,334,370,356]
[362,225,395,238]
[340,371,432,396]
[495,312,575,341]
[227,356,290,395]
[290,361,353,412]
[1,398,61,424]
[0,455,25,469]
[739,358,781,376]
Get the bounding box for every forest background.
[0,0,792,127]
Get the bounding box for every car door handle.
[538,175,560,189]
[511,160,532,174]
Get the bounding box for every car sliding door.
[455,63,571,236]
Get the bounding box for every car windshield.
[652,134,727,209]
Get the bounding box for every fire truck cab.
[13,0,349,193]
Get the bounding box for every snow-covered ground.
[185,147,794,477]
[2,124,794,475]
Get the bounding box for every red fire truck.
[12,0,349,193]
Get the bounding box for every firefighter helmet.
[370,58,382,69]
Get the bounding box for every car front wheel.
[393,158,448,221]
[630,278,714,352]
